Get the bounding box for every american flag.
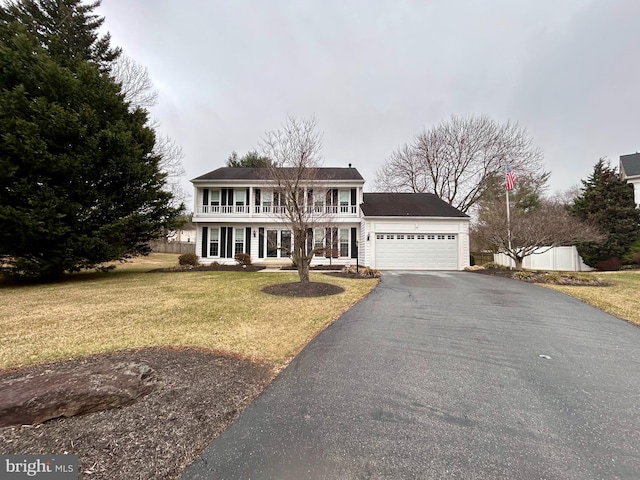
[505,166,517,191]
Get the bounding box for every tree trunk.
[298,261,310,284]
[515,257,524,270]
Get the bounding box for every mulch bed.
[148,264,265,273]
[470,267,612,286]
[262,281,345,297]
[0,347,276,480]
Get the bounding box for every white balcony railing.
[197,205,358,215]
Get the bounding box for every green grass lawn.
[0,254,379,370]
[543,271,640,327]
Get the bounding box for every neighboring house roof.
[192,167,364,182]
[620,153,640,178]
[361,193,469,218]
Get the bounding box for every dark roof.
[361,193,469,218]
[620,153,640,177]
[192,167,364,182]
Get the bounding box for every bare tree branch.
[110,53,158,110]
[375,115,547,214]
[260,116,336,283]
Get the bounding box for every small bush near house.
[360,267,382,278]
[178,253,199,266]
[234,253,252,266]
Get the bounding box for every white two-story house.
[191,166,470,270]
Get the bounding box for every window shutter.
[226,228,233,258]
[351,189,356,206]
[351,227,358,258]
[258,228,264,258]
[202,189,209,206]
[220,227,226,258]
[201,227,208,257]
[245,227,252,255]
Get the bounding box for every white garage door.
[375,233,458,270]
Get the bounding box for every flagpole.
[505,165,513,270]
[506,183,512,269]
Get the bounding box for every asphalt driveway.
[182,272,640,479]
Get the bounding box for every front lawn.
[0,254,379,370]
[543,271,640,327]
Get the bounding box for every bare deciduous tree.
[153,133,187,207]
[260,116,333,283]
[375,115,547,214]
[110,53,158,110]
[472,199,604,270]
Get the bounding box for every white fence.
[494,246,593,271]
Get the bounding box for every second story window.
[235,190,245,213]
[262,191,273,212]
[210,191,220,212]
[339,190,350,213]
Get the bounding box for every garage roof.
[361,193,468,218]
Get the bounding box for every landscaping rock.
[0,361,157,427]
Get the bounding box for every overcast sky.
[98,0,640,204]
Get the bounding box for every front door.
[265,229,291,258]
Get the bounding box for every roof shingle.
[620,153,640,178]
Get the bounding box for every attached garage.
[360,193,470,271]
[374,233,458,270]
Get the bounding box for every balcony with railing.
[195,204,359,216]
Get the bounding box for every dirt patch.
[0,347,276,480]
[262,281,345,297]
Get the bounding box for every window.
[376,234,384,240]
[427,235,435,240]
[235,191,245,213]
[210,191,220,212]
[235,228,244,254]
[209,229,219,256]
[417,234,425,240]
[448,235,456,240]
[314,228,324,256]
[262,191,273,212]
[314,191,324,213]
[386,234,394,240]
[339,229,349,257]
[407,234,415,240]
[339,190,350,213]
[397,234,405,240]
[437,235,445,240]
[281,230,291,257]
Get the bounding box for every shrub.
[543,272,560,283]
[595,257,621,271]
[234,253,252,266]
[360,267,382,278]
[513,271,533,280]
[483,261,508,269]
[178,253,199,266]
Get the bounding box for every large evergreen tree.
[0,5,183,280]
[569,159,640,269]
[0,0,120,71]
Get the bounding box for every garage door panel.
[375,234,457,270]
